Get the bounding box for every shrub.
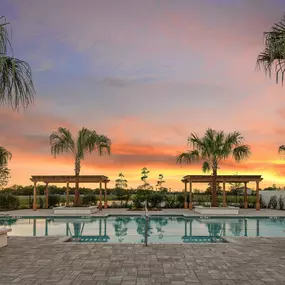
[48,195,61,207]
[39,197,44,209]
[176,194,185,208]
[268,195,278,209]
[0,194,20,210]
[132,192,145,208]
[165,196,176,208]
[148,192,165,208]
[82,195,97,206]
[60,196,67,206]
[279,196,284,210]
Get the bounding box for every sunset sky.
[2,0,285,191]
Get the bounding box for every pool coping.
[1,214,284,219]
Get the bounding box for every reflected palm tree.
[0,218,17,226]
[113,217,131,242]
[176,217,185,224]
[135,217,149,243]
[229,220,244,236]
[207,223,222,237]
[151,217,168,239]
[71,222,85,237]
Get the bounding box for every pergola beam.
[30,175,109,183]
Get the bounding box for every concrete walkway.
[1,236,285,284]
[2,208,285,217]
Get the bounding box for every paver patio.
[1,236,285,285]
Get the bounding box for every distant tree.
[115,173,128,189]
[156,174,166,191]
[229,172,243,194]
[177,129,251,207]
[138,167,153,190]
[0,16,35,110]
[50,127,111,205]
[263,184,280,191]
[205,183,222,196]
[257,14,285,85]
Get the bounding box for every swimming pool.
[1,216,284,243]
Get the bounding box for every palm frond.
[232,145,251,162]
[77,128,111,158]
[49,127,75,157]
[96,134,111,155]
[176,150,200,164]
[0,56,35,110]
[0,16,11,55]
[202,161,211,173]
[256,14,285,84]
[278,144,285,154]
[0,146,12,166]
[221,131,243,158]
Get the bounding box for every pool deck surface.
[1,209,285,284]
[2,208,285,217]
[1,236,285,285]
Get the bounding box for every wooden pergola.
[181,175,263,211]
[30,175,110,211]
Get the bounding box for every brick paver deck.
[1,236,285,284]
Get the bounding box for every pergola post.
[256,181,260,211]
[244,182,248,209]
[189,182,193,210]
[222,181,226,207]
[104,182,107,209]
[33,181,37,211]
[66,181,70,207]
[184,181,188,209]
[99,182,102,210]
[45,182,49,209]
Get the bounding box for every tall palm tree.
[50,127,111,205]
[0,16,35,110]
[0,146,11,166]
[257,14,285,85]
[177,128,251,207]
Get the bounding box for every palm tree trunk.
[212,168,218,207]
[74,157,81,206]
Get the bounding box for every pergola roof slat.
[182,175,263,183]
[30,175,109,183]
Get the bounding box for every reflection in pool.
[1,216,285,243]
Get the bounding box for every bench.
[0,228,11,248]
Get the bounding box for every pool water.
[1,216,285,243]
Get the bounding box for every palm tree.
[0,16,35,110]
[50,127,111,205]
[257,14,285,85]
[0,146,11,166]
[177,128,251,207]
